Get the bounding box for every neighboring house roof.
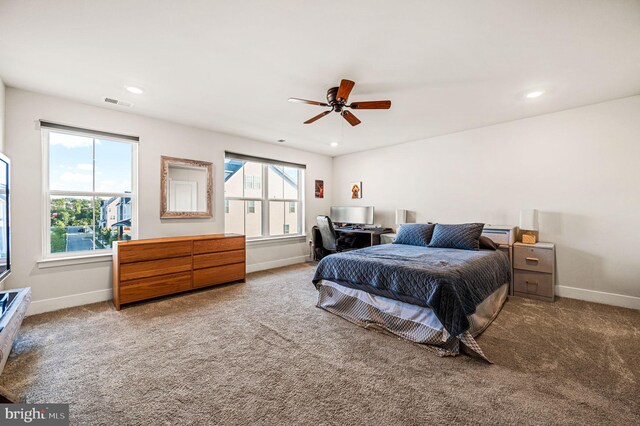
[111,219,131,228]
[224,160,298,188]
[224,159,244,182]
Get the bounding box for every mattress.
[313,244,511,337]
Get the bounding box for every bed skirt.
[315,280,508,362]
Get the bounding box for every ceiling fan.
[288,79,391,126]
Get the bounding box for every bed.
[312,243,511,361]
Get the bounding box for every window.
[244,175,261,190]
[42,123,137,257]
[244,176,253,189]
[224,153,305,239]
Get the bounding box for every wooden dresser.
[112,234,245,310]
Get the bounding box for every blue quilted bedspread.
[312,244,511,336]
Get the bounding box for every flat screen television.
[0,153,9,283]
[330,206,374,225]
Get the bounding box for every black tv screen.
[0,153,9,282]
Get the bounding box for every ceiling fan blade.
[349,100,391,110]
[336,79,355,102]
[341,110,361,126]
[304,110,332,124]
[288,98,329,107]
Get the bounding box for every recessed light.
[277,139,286,143]
[330,142,339,147]
[125,86,144,95]
[525,90,544,99]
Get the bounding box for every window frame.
[224,158,305,241]
[41,127,139,260]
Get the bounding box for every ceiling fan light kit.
[289,79,391,126]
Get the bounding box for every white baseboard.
[27,288,112,316]
[557,285,640,310]
[23,272,638,316]
[246,255,307,273]
[25,258,308,316]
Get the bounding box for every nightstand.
[513,242,556,302]
[380,233,397,244]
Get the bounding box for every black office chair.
[316,215,357,255]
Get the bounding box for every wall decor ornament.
[351,181,362,199]
[315,180,324,198]
[160,156,213,218]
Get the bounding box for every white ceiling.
[1,1,639,156]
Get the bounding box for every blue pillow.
[428,223,485,251]
[393,224,435,247]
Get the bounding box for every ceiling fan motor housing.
[327,87,342,111]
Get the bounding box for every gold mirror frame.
[160,156,213,219]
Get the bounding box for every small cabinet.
[513,242,555,302]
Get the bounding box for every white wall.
[333,96,640,308]
[7,87,639,313]
[5,88,333,314]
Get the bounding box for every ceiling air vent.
[104,97,133,108]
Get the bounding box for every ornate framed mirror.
[160,156,213,218]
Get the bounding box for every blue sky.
[49,132,132,193]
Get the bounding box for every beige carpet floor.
[1,263,638,425]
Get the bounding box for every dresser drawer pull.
[525,281,539,285]
[525,257,539,262]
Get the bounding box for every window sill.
[37,252,113,269]
[36,236,306,267]
[246,235,307,247]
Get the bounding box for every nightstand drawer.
[514,270,553,298]
[514,245,554,273]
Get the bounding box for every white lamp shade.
[395,209,407,225]
[519,209,539,231]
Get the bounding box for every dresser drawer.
[119,241,192,263]
[193,237,245,254]
[119,272,192,304]
[514,245,554,273]
[120,256,192,281]
[514,270,553,298]
[193,249,245,270]
[193,263,245,288]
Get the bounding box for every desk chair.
[316,216,357,254]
